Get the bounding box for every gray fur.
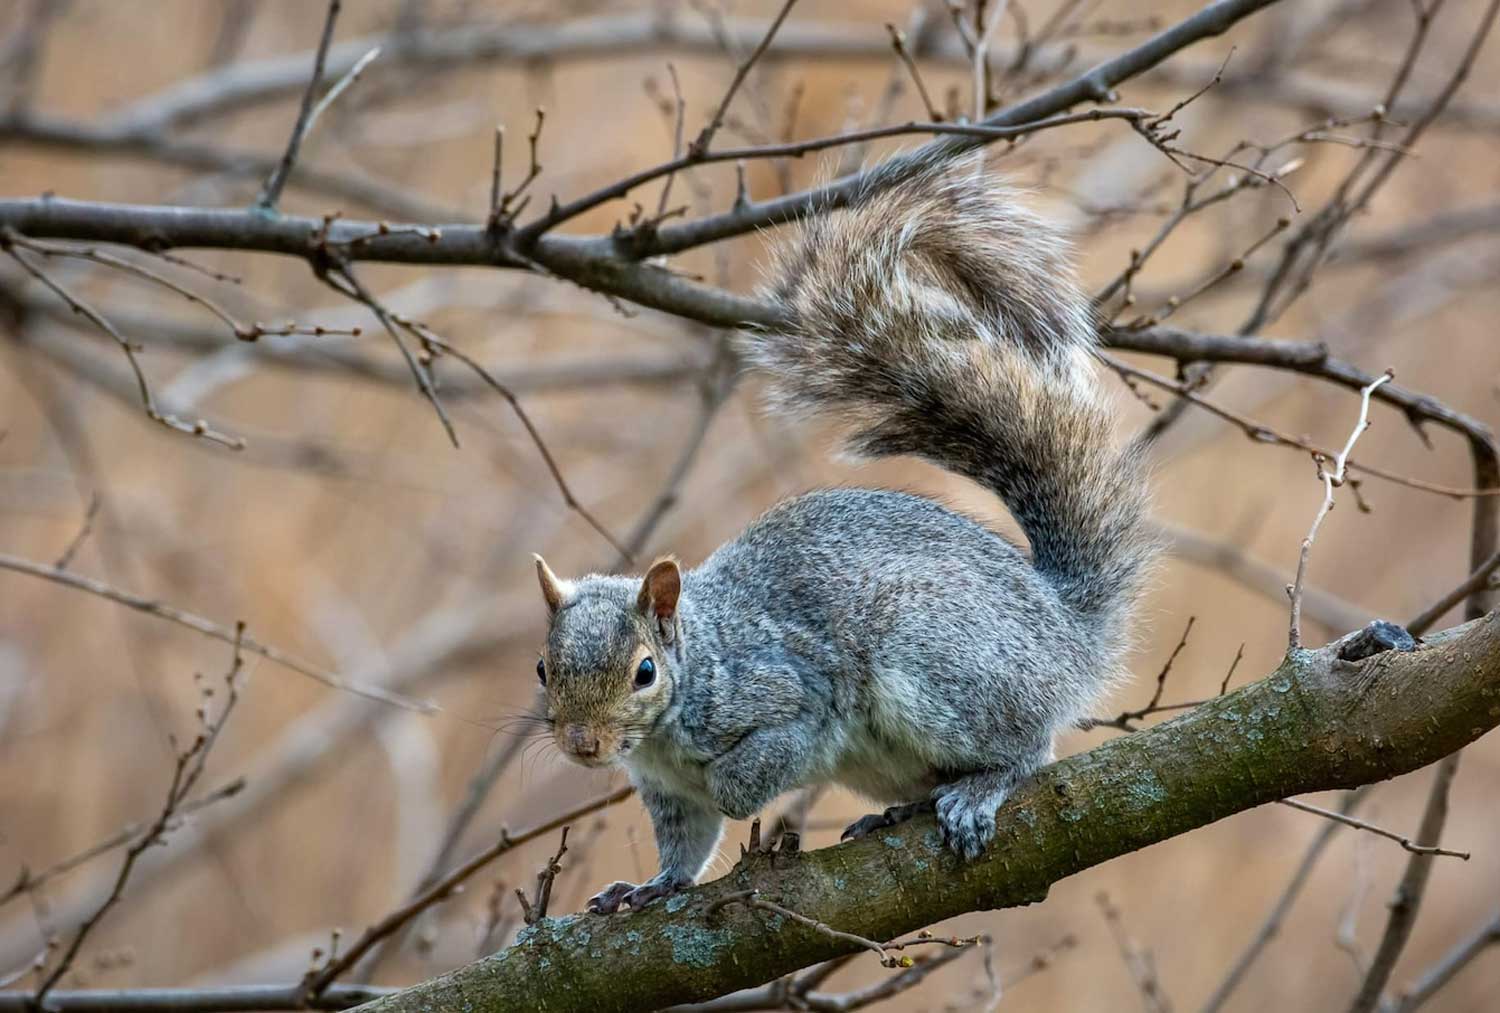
[535,157,1159,912]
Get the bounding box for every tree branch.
[104,10,1500,136]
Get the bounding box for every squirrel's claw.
[586,880,636,915]
[587,877,684,914]
[840,800,934,841]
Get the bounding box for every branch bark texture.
[351,615,1500,1013]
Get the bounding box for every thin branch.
[1394,910,1500,1012]
[486,125,504,227]
[1161,523,1371,635]
[0,985,392,1012]
[256,0,342,211]
[2,231,245,449]
[318,258,459,447]
[52,494,100,570]
[101,8,1495,138]
[885,23,943,121]
[6,229,361,343]
[709,891,982,970]
[1106,357,1490,498]
[395,321,634,562]
[1407,547,1500,636]
[1276,798,1469,860]
[689,0,799,158]
[512,828,570,926]
[298,786,633,1000]
[1077,616,1197,731]
[1096,891,1173,1013]
[1200,789,1368,1013]
[1218,644,1244,695]
[302,44,379,141]
[33,631,248,1005]
[494,109,545,227]
[1347,754,1464,1013]
[1288,371,1393,650]
[516,107,1155,244]
[0,551,431,711]
[0,779,244,911]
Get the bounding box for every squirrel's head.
[531,554,683,768]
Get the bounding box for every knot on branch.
[1338,620,1418,663]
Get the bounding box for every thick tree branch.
[341,614,1500,1013]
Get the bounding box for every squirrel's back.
[739,156,1156,650]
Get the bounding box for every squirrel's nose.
[563,724,600,758]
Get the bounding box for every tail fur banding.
[741,158,1156,630]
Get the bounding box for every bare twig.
[1276,798,1469,860]
[1347,755,1464,1013]
[6,229,359,343]
[709,890,981,970]
[0,779,244,912]
[1218,644,1244,696]
[298,786,632,1000]
[1200,789,1368,1013]
[302,44,380,141]
[0,551,431,711]
[486,125,504,227]
[2,232,245,449]
[1097,891,1173,1013]
[33,631,249,1005]
[256,0,342,211]
[516,107,1155,243]
[1407,547,1500,636]
[885,23,943,121]
[1395,909,1500,1012]
[52,494,100,570]
[1288,371,1392,649]
[689,0,799,158]
[317,259,458,447]
[513,828,570,926]
[1106,357,1487,498]
[1078,616,1199,731]
[494,109,545,226]
[393,320,634,562]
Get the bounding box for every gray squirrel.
[530,155,1158,915]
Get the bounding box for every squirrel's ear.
[636,557,682,637]
[533,554,574,617]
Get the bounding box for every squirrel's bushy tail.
[743,158,1155,633]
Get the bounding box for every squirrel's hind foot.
[840,800,935,841]
[933,768,1030,860]
[587,875,686,915]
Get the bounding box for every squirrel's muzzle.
[560,723,605,765]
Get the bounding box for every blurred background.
[2,0,1499,1009]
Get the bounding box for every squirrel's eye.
[536,658,547,686]
[633,657,656,690]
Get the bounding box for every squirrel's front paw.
[934,788,997,861]
[586,877,684,914]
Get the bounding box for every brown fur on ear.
[533,554,574,617]
[637,557,682,637]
